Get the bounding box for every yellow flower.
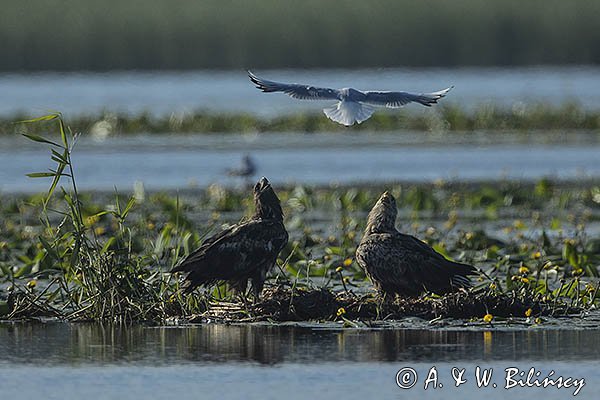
[335,266,343,273]
[532,251,542,259]
[525,308,533,317]
[336,307,346,317]
[519,266,529,274]
[483,314,493,323]
[572,268,584,276]
[27,279,37,289]
[85,215,99,226]
[513,220,526,230]
[489,283,497,290]
[534,317,543,324]
[521,277,530,284]
[343,258,353,267]
[585,283,595,293]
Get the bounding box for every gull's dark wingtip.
[247,70,270,92]
[439,86,454,97]
[248,71,258,83]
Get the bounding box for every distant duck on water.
[356,191,475,297]
[248,70,452,126]
[227,154,257,178]
[171,177,288,299]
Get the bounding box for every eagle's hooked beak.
[255,176,271,193]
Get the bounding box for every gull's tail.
[323,101,375,126]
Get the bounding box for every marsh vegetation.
[0,114,598,325]
[3,103,600,135]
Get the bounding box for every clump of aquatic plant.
[4,102,600,135]
[3,114,204,321]
[1,115,599,323]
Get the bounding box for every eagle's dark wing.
[172,219,288,291]
[248,71,340,101]
[171,221,243,276]
[396,233,474,290]
[362,87,453,108]
[357,233,418,295]
[357,232,473,296]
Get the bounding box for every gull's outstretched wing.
[248,71,340,101]
[362,86,453,108]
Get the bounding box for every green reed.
[0,114,598,323]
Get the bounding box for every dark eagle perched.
[171,177,288,298]
[356,191,475,297]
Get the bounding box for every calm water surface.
[1,66,600,117]
[0,322,599,399]
[1,131,599,192]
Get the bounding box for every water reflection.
[1,322,599,365]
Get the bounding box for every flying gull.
[248,71,453,126]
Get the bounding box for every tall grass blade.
[17,114,59,124]
[22,133,62,148]
[26,172,57,178]
[46,163,67,202]
[58,118,69,148]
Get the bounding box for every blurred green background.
[2,0,599,71]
